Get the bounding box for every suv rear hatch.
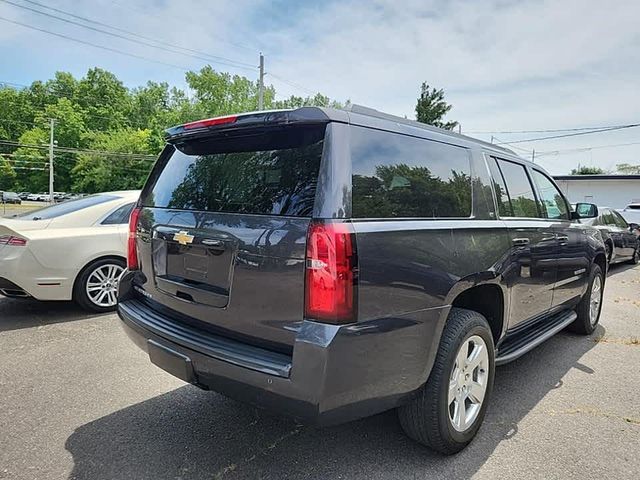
[133,112,330,352]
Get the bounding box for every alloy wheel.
[85,263,124,308]
[448,335,489,432]
[589,274,603,326]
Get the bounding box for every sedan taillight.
[127,207,142,270]
[0,235,27,246]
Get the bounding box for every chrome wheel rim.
[589,275,603,326]
[448,335,489,432]
[86,264,124,308]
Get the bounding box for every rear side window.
[350,127,472,218]
[531,170,569,220]
[487,157,513,217]
[612,210,629,228]
[493,158,541,218]
[101,202,135,225]
[143,125,326,217]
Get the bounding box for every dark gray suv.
[117,105,607,454]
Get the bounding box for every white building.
[553,175,640,209]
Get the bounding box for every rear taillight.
[0,235,27,246]
[127,207,142,270]
[304,221,357,324]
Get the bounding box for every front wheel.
[74,257,125,313]
[397,308,495,454]
[626,245,639,265]
[568,264,604,335]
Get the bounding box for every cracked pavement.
[0,263,638,479]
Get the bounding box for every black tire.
[568,264,604,335]
[397,308,495,455]
[73,257,126,313]
[626,244,639,265]
[604,242,612,264]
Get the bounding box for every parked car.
[18,192,31,200]
[0,190,140,312]
[26,193,40,201]
[617,203,640,225]
[1,192,22,204]
[117,106,607,454]
[579,206,639,265]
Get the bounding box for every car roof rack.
[344,104,517,156]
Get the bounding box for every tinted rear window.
[350,127,472,218]
[143,125,326,217]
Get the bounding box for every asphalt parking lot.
[0,265,638,480]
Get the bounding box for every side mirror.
[572,202,598,219]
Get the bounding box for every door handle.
[512,237,530,246]
[557,235,569,244]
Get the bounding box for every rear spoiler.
[165,107,331,142]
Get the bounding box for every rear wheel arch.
[72,255,127,311]
[449,283,505,345]
[72,254,127,292]
[593,252,607,278]
[604,239,613,260]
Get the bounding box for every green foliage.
[0,158,16,190]
[415,83,458,130]
[72,129,155,193]
[570,166,605,175]
[615,163,640,174]
[0,66,343,194]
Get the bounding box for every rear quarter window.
[350,127,472,218]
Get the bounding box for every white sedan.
[0,190,140,312]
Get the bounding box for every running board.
[495,310,577,366]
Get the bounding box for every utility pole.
[490,135,495,144]
[258,52,265,110]
[531,149,536,163]
[48,118,55,203]
[458,124,462,134]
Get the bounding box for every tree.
[0,158,17,190]
[0,66,343,193]
[616,163,640,174]
[570,166,605,175]
[72,129,155,193]
[415,83,458,130]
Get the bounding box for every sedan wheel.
[74,258,126,312]
[85,263,124,308]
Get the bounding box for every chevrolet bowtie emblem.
[173,230,194,245]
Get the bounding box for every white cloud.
[2,0,639,173]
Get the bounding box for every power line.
[495,124,640,145]
[536,141,640,157]
[108,0,259,54]
[1,0,257,71]
[268,72,317,96]
[466,124,638,134]
[0,15,189,70]
[0,139,157,160]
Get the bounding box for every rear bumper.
[117,273,448,426]
[0,246,73,301]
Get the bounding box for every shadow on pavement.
[606,262,638,278]
[64,325,604,479]
[0,297,107,332]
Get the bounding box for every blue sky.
[1,0,640,174]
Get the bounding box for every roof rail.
[344,104,517,155]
